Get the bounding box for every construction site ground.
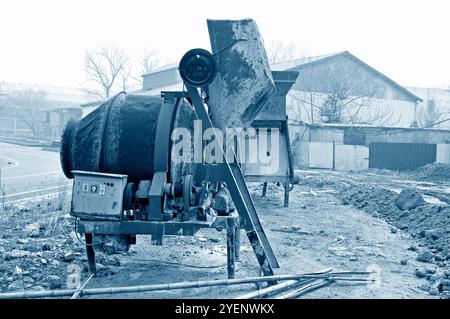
[1,162,450,298]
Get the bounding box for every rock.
[424,229,443,240]
[209,238,221,243]
[435,255,444,262]
[23,276,35,284]
[110,266,121,275]
[426,268,437,274]
[47,275,62,290]
[418,284,431,291]
[444,270,450,278]
[24,223,41,237]
[10,249,28,258]
[40,258,47,265]
[395,188,425,211]
[349,256,358,261]
[64,252,75,262]
[24,244,40,252]
[31,273,43,281]
[104,242,117,255]
[408,245,418,252]
[429,286,440,296]
[398,224,408,230]
[440,279,450,287]
[14,266,23,276]
[372,212,380,218]
[415,269,427,278]
[41,243,51,251]
[390,227,398,234]
[400,259,408,265]
[8,280,23,291]
[109,255,121,267]
[417,251,434,263]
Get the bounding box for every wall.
[286,54,418,128]
[142,67,181,91]
[290,124,450,170]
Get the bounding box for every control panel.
[71,170,128,220]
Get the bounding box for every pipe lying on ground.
[0,269,371,299]
[274,279,332,299]
[235,268,332,299]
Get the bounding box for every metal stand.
[85,233,96,274]
[186,84,279,277]
[226,217,237,279]
[262,182,268,197]
[283,182,289,208]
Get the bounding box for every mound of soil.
[411,163,450,182]
[341,186,450,262]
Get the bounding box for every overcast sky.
[1,0,449,89]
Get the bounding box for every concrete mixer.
[61,19,282,279]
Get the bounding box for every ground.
[0,142,449,298]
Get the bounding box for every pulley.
[179,48,217,87]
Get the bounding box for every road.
[0,142,70,204]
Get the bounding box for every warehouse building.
[0,82,91,141]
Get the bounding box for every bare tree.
[84,45,129,98]
[139,48,160,75]
[266,40,304,64]
[10,90,47,137]
[128,48,161,87]
[286,60,397,126]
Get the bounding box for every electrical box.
[71,170,128,221]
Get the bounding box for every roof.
[302,122,450,133]
[0,81,94,108]
[135,82,185,96]
[272,51,423,103]
[142,63,178,76]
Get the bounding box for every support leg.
[85,233,96,274]
[283,182,289,208]
[262,182,267,197]
[235,228,241,261]
[226,218,236,279]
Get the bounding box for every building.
[139,53,450,172]
[0,82,92,141]
[291,123,450,171]
[406,86,450,130]
[271,51,423,128]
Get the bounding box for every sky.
[0,0,449,89]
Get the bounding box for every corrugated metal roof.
[142,63,178,76]
[272,51,422,102]
[270,52,343,71]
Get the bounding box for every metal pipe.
[235,268,332,299]
[70,274,94,299]
[235,279,305,299]
[0,269,342,299]
[274,279,331,299]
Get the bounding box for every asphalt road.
[0,142,71,204]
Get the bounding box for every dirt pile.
[342,186,450,258]
[411,163,450,182]
[341,185,450,296]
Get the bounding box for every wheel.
[179,48,217,87]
